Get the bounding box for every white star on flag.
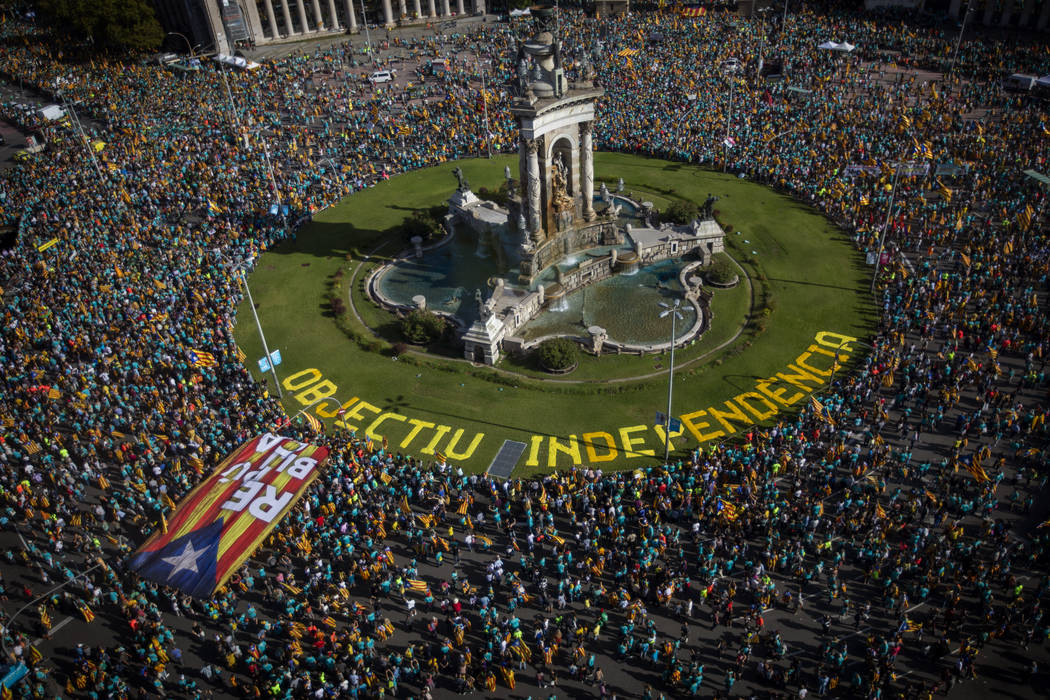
[161,540,204,580]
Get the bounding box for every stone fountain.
[369,6,726,365]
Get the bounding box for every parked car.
[1003,73,1037,92]
[369,70,394,85]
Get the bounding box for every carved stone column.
[413,0,422,17]
[428,0,437,17]
[580,121,595,221]
[327,0,340,28]
[296,0,310,31]
[343,0,358,30]
[518,135,528,200]
[1020,0,1035,27]
[475,0,485,14]
[280,0,296,33]
[312,0,325,29]
[382,0,394,25]
[399,0,407,17]
[264,0,281,37]
[1000,0,1015,25]
[982,0,996,24]
[241,0,266,42]
[457,0,465,14]
[441,0,451,16]
[526,137,542,238]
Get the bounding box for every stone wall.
[518,219,619,284]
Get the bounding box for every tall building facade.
[152,0,487,52]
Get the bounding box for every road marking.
[33,616,73,646]
[900,252,916,276]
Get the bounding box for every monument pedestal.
[462,312,507,364]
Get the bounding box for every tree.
[399,206,446,243]
[664,199,700,225]
[535,338,579,372]
[400,309,448,344]
[37,0,164,53]
[706,254,737,285]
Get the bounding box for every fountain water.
[474,234,490,259]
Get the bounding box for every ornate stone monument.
[370,3,725,367]
[509,5,619,284]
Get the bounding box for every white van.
[37,104,66,122]
[1004,73,1037,92]
[368,70,394,85]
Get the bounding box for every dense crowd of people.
[0,2,1047,698]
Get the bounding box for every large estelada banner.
[129,433,329,598]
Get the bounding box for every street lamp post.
[289,396,344,423]
[755,7,772,82]
[948,0,974,77]
[722,64,739,173]
[360,0,374,62]
[1,560,105,661]
[870,162,902,293]
[256,131,289,233]
[480,62,492,159]
[320,156,344,187]
[57,94,106,184]
[166,31,196,56]
[658,299,683,464]
[217,253,284,398]
[238,262,282,398]
[218,64,244,137]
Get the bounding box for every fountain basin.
[370,191,722,354]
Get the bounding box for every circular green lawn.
[234,153,874,475]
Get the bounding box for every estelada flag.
[187,348,218,368]
[303,412,322,433]
[128,433,329,598]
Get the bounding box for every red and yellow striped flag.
[128,434,329,598]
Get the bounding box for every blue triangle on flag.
[128,518,223,598]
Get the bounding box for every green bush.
[477,182,513,207]
[400,309,448,344]
[535,338,579,371]
[399,206,446,243]
[664,199,700,224]
[706,255,736,284]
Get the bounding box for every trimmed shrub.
[664,199,700,224]
[400,309,448,344]
[535,338,579,371]
[399,205,446,243]
[706,255,736,285]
